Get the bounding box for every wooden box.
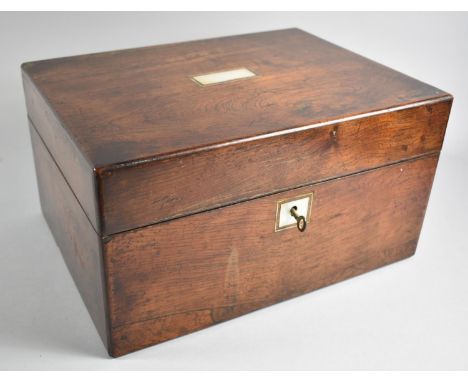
[22,29,452,357]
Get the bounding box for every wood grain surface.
[23,75,99,232]
[104,154,438,356]
[99,99,450,235]
[22,28,448,166]
[22,28,452,235]
[23,29,452,357]
[30,124,109,349]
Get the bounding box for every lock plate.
[275,193,313,232]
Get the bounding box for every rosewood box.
[22,29,452,357]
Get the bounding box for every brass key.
[290,206,307,232]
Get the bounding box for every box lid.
[22,28,452,236]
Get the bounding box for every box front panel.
[104,154,438,356]
[100,99,450,236]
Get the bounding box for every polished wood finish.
[21,28,447,166]
[23,74,99,232]
[98,99,450,234]
[23,29,452,357]
[30,124,108,348]
[104,155,438,356]
[22,28,452,235]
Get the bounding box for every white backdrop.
[0,12,467,370]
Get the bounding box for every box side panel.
[30,125,109,352]
[23,72,100,233]
[104,154,439,356]
[100,98,451,235]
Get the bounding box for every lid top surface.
[23,28,447,168]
